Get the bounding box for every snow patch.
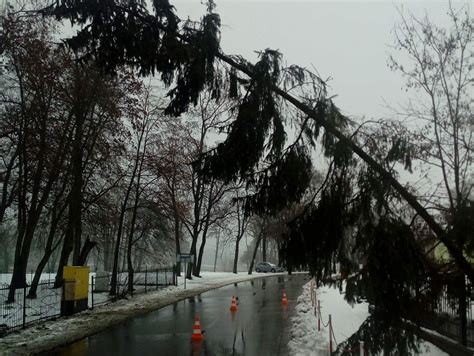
[288,280,448,356]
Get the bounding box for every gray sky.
[174,1,458,120]
[171,1,469,267]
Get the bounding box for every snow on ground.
[0,271,284,355]
[288,280,327,355]
[0,272,174,329]
[288,280,448,356]
[0,273,55,285]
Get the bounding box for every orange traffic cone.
[230,296,238,311]
[191,314,204,341]
[281,291,288,305]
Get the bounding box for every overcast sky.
[174,1,462,121]
[170,1,470,268]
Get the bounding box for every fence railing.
[0,266,176,334]
[419,284,474,347]
[90,267,176,308]
[309,279,367,355]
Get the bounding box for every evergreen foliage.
[36,0,473,351]
[336,314,419,355]
[47,0,220,117]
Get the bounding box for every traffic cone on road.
[230,296,238,311]
[281,290,288,305]
[191,314,204,341]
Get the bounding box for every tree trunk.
[262,233,267,262]
[7,254,28,302]
[71,111,84,265]
[0,149,17,224]
[28,250,53,298]
[213,233,220,272]
[186,238,198,279]
[459,274,467,346]
[216,53,474,281]
[174,213,181,277]
[28,228,62,297]
[171,177,182,277]
[8,220,40,301]
[195,235,206,277]
[248,233,262,274]
[78,238,96,265]
[54,233,72,288]
[195,217,212,277]
[233,238,240,274]
[110,128,145,295]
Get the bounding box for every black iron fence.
[0,278,62,333]
[0,266,176,334]
[420,287,474,347]
[90,267,176,308]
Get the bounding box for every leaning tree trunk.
[195,214,212,277]
[28,248,56,298]
[54,237,72,288]
[8,218,40,301]
[186,237,198,279]
[29,196,68,297]
[28,235,62,298]
[248,233,263,275]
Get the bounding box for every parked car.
[255,262,284,273]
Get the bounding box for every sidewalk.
[0,271,284,355]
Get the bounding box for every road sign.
[176,253,194,289]
[177,253,194,264]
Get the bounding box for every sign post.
[176,253,194,289]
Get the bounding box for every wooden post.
[359,340,364,356]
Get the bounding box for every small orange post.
[281,290,288,305]
[191,314,204,341]
[230,296,238,311]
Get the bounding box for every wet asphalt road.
[53,274,308,356]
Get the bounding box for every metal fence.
[419,280,474,347]
[0,266,176,333]
[90,267,176,308]
[0,278,62,332]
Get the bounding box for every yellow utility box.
[61,266,90,316]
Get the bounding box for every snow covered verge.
[288,280,448,356]
[0,271,284,355]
